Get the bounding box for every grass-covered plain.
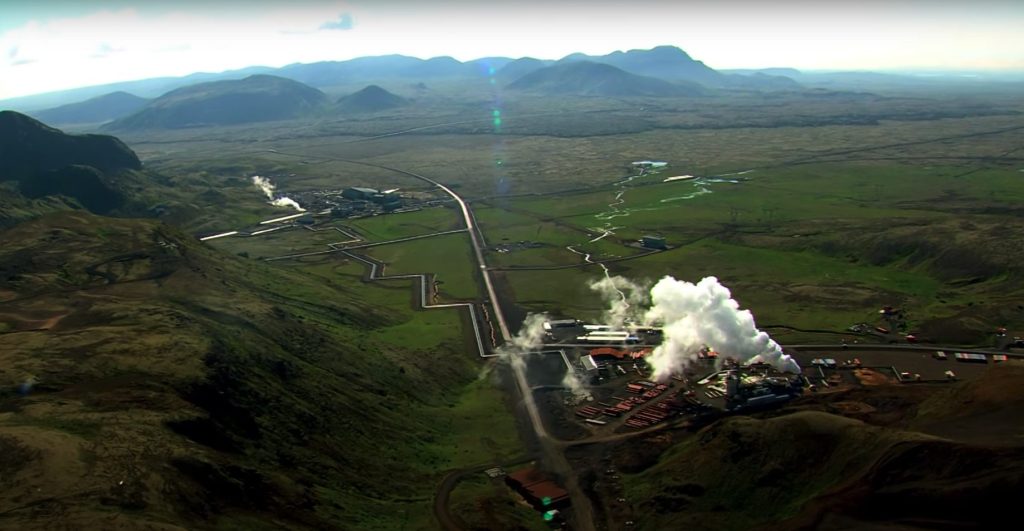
[346,205,462,241]
[489,158,1024,343]
[362,232,480,300]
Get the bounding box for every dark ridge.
[18,164,126,214]
[107,74,328,130]
[0,110,142,178]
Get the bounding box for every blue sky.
[2,0,1023,99]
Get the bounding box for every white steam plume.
[270,197,305,211]
[562,370,591,401]
[252,175,305,212]
[502,314,591,401]
[252,175,275,199]
[498,313,549,368]
[589,275,648,328]
[643,276,799,380]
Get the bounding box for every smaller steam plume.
[502,314,592,400]
[498,313,549,368]
[562,370,592,401]
[252,175,305,212]
[589,275,648,328]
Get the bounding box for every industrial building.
[587,347,651,361]
[722,367,804,410]
[641,235,668,250]
[505,468,570,510]
[631,160,668,168]
[342,187,379,200]
[339,187,403,210]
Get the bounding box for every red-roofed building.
[589,347,652,361]
[632,348,653,359]
[589,347,627,360]
[505,467,570,510]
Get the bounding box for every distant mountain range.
[98,77,417,130]
[560,45,725,85]
[0,111,141,214]
[4,45,1019,116]
[2,46,804,114]
[508,61,705,97]
[30,91,150,126]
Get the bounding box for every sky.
[2,0,1023,100]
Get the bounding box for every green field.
[347,206,462,241]
[362,232,481,300]
[487,158,1024,343]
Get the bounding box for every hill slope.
[335,85,408,113]
[30,91,150,125]
[0,212,521,529]
[107,75,328,130]
[0,111,141,218]
[507,61,704,97]
[622,367,1024,530]
[0,111,141,177]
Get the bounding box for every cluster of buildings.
[720,366,804,410]
[286,186,410,218]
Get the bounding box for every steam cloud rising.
[561,370,591,401]
[589,275,648,329]
[500,313,591,400]
[591,275,799,379]
[497,313,548,371]
[644,276,799,379]
[252,175,305,212]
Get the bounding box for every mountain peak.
[336,85,408,113]
[642,45,694,60]
[107,74,328,130]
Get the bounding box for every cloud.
[90,42,124,58]
[6,45,31,66]
[319,13,353,31]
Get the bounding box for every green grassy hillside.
[0,212,522,529]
